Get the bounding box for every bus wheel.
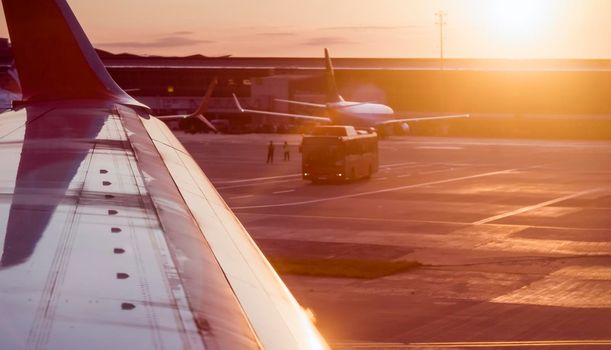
[366,165,372,179]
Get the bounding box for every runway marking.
[381,163,429,171]
[416,146,463,150]
[473,188,603,225]
[229,194,254,200]
[214,173,300,184]
[381,161,418,168]
[272,189,295,194]
[418,169,451,175]
[233,168,517,210]
[217,177,301,190]
[213,162,423,188]
[238,212,611,232]
[333,339,611,348]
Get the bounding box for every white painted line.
[379,161,418,168]
[416,146,463,150]
[214,161,419,185]
[241,212,465,226]
[272,189,295,194]
[229,194,254,200]
[419,169,450,175]
[217,177,301,190]
[239,212,611,232]
[233,168,517,210]
[214,161,421,187]
[214,173,301,184]
[473,188,602,225]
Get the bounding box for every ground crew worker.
[267,141,275,164]
[283,141,290,161]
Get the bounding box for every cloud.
[171,31,195,36]
[258,32,296,37]
[302,36,355,46]
[322,25,421,31]
[100,35,214,49]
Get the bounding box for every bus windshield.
[302,138,344,167]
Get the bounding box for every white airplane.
[233,48,469,135]
[0,63,22,111]
[0,1,328,349]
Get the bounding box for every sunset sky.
[1,0,610,58]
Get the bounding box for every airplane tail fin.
[189,77,218,132]
[2,0,138,105]
[324,48,344,103]
[157,78,219,132]
[189,77,218,117]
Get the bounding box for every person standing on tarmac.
[267,141,275,164]
[283,141,290,161]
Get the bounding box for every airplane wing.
[233,94,331,123]
[377,113,470,125]
[0,1,329,349]
[274,99,327,108]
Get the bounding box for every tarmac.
[177,132,611,350]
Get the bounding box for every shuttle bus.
[302,126,378,182]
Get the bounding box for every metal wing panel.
[0,103,260,349]
[141,115,330,350]
[117,106,262,350]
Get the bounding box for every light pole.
[435,11,447,71]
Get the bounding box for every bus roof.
[310,125,358,137]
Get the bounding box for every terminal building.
[2,40,611,138]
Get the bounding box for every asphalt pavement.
[177,132,611,350]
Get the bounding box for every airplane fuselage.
[326,101,395,127]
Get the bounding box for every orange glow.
[486,0,549,38]
[0,0,607,58]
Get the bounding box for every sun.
[487,0,548,39]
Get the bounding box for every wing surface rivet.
[121,303,135,310]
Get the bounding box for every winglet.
[2,0,141,106]
[324,48,344,103]
[232,93,245,112]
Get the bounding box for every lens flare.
[487,0,548,38]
